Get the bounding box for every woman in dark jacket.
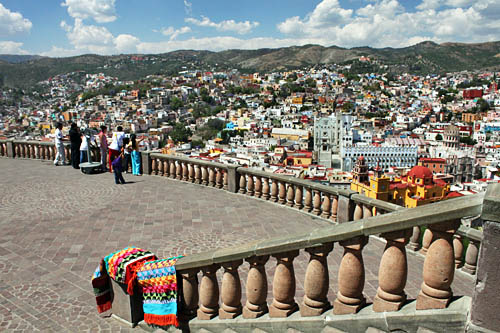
[69,123,81,169]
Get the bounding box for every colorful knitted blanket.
[136,256,183,327]
[91,247,157,313]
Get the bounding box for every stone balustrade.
[0,139,101,164]
[171,193,483,323]
[1,143,489,330]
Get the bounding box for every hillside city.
[1,56,499,201]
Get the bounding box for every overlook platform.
[0,158,476,332]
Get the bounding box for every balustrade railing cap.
[481,183,500,223]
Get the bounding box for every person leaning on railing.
[98,125,108,172]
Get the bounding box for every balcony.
[0,139,497,332]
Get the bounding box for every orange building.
[351,157,449,208]
[418,158,446,174]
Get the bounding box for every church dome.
[407,165,433,179]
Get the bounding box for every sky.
[0,0,498,57]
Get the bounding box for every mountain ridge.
[0,41,499,88]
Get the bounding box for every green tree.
[459,136,477,145]
[170,123,192,143]
[170,97,183,111]
[436,134,443,141]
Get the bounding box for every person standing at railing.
[69,123,81,169]
[53,122,68,166]
[108,126,124,173]
[98,125,108,172]
[129,134,143,176]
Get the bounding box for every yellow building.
[350,156,449,208]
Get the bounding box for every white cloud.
[185,16,260,34]
[114,34,139,53]
[62,19,115,54]
[0,41,29,54]
[184,0,192,16]
[276,0,500,48]
[161,26,191,40]
[416,0,441,10]
[0,3,32,36]
[61,0,117,23]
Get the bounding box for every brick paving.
[0,158,475,331]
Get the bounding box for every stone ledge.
[176,296,470,333]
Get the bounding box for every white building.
[341,146,418,172]
[313,113,353,168]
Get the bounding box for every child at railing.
[111,148,126,185]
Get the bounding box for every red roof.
[408,165,433,179]
[446,192,464,198]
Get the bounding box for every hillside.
[0,41,499,88]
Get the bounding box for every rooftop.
[0,158,475,331]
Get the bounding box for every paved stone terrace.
[0,158,475,332]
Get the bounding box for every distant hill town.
[0,41,499,88]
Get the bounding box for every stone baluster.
[294,185,303,210]
[152,158,158,175]
[270,179,278,202]
[330,196,338,222]
[197,264,220,320]
[65,146,70,163]
[29,144,33,158]
[176,161,183,180]
[22,144,27,158]
[26,144,31,158]
[286,184,295,207]
[262,177,270,200]
[408,226,421,251]
[453,235,464,268]
[208,167,216,187]
[219,260,243,319]
[312,190,322,215]
[353,203,363,220]
[195,164,202,184]
[246,175,254,196]
[223,171,228,190]
[304,188,313,212]
[269,250,299,317]
[163,160,170,177]
[0,143,4,156]
[50,146,55,160]
[277,182,287,204]
[14,144,19,158]
[334,236,368,314]
[40,146,46,160]
[462,239,480,275]
[158,158,164,176]
[373,229,411,312]
[179,269,199,320]
[243,255,269,318]
[321,194,331,219]
[301,243,333,316]
[420,228,433,255]
[216,169,223,189]
[254,176,262,198]
[33,144,38,159]
[201,166,208,185]
[169,160,176,179]
[183,162,189,181]
[239,174,247,194]
[363,205,373,219]
[188,163,195,182]
[416,220,460,310]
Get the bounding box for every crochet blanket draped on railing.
[91,247,183,328]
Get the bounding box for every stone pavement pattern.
[0,158,474,331]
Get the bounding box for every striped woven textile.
[136,256,183,327]
[91,247,157,313]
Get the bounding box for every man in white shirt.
[108,126,124,172]
[53,122,67,166]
